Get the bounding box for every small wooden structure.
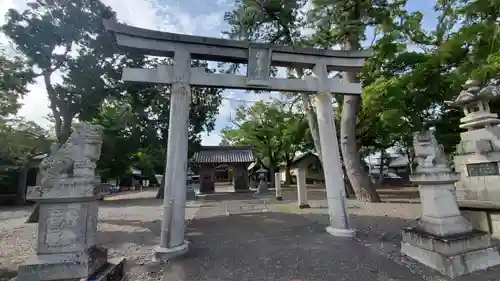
[191,146,254,193]
[278,152,324,184]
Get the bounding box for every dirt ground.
[0,189,200,281]
[1,186,499,281]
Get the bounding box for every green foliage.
[0,118,52,172]
[2,0,500,190]
[221,100,310,167]
[92,101,136,181]
[2,0,119,143]
[2,1,222,182]
[223,0,308,44]
[92,57,221,181]
[0,52,34,117]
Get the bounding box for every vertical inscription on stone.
[44,204,83,248]
[247,46,272,87]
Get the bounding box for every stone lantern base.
[401,226,500,278]
[402,170,500,278]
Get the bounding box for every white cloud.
[200,12,224,32]
[200,90,284,146]
[2,0,223,139]
[299,0,314,37]
[200,131,221,146]
[17,77,52,129]
[217,90,282,123]
[215,0,231,5]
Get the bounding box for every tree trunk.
[285,165,292,184]
[294,69,322,160]
[26,72,72,224]
[58,111,73,145]
[300,95,322,159]
[343,177,356,198]
[298,81,361,198]
[340,31,381,202]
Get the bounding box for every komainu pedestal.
[401,130,500,278]
[15,123,125,281]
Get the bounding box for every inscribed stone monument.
[401,129,500,278]
[15,122,125,281]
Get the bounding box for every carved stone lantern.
[446,79,500,130]
[256,167,268,193]
[256,167,268,181]
[186,167,196,200]
[447,80,500,202]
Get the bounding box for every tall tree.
[115,59,222,199]
[92,100,138,182]
[221,100,310,186]
[0,118,51,172]
[0,51,34,117]
[223,0,324,164]
[2,0,119,144]
[308,0,424,201]
[0,50,44,185]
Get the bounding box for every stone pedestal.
[153,242,189,262]
[454,127,500,203]
[186,183,196,201]
[401,166,500,278]
[17,180,124,281]
[257,180,268,193]
[186,168,197,201]
[275,172,282,201]
[296,168,309,208]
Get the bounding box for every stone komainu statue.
[413,129,448,169]
[38,123,103,188]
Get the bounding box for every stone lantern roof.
[445,79,500,130]
[446,79,500,107]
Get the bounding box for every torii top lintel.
[103,20,371,72]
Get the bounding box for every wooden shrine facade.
[191,146,254,193]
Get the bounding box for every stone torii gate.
[104,20,371,261]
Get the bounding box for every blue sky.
[1,0,437,146]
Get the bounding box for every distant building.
[278,152,324,184]
[191,145,254,193]
[367,154,411,182]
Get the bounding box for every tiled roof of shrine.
[191,146,254,164]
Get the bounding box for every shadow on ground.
[304,210,500,281]
[98,219,162,249]
[161,211,433,281]
[0,268,17,281]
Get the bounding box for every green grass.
[277,203,307,214]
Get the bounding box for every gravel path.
[162,191,429,281]
[166,189,500,281]
[2,188,500,281]
[0,189,200,281]
[272,189,500,281]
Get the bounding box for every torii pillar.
[154,50,191,260]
